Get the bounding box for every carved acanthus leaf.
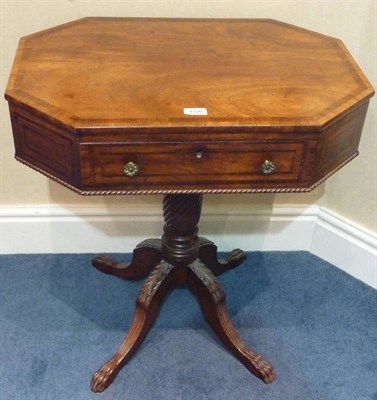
[188,261,225,303]
[137,262,174,308]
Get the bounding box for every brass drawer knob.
[261,160,276,175]
[123,161,140,177]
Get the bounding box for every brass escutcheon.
[123,161,140,177]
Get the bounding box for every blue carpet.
[0,251,376,400]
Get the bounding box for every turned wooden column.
[161,194,202,267]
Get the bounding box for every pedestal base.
[90,195,275,392]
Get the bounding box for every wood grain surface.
[5,18,374,131]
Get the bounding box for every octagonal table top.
[5,17,374,132]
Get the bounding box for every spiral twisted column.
[161,194,203,266]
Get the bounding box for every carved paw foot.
[246,352,275,383]
[92,254,118,273]
[90,356,122,393]
[92,239,162,281]
[198,238,246,276]
[224,248,246,265]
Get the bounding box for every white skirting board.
[310,208,377,289]
[1,204,376,289]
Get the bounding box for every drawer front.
[80,141,306,190]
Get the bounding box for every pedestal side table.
[5,18,374,392]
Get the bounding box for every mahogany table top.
[6,17,374,132]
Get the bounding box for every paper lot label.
[183,108,208,115]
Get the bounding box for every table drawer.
[80,141,306,189]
